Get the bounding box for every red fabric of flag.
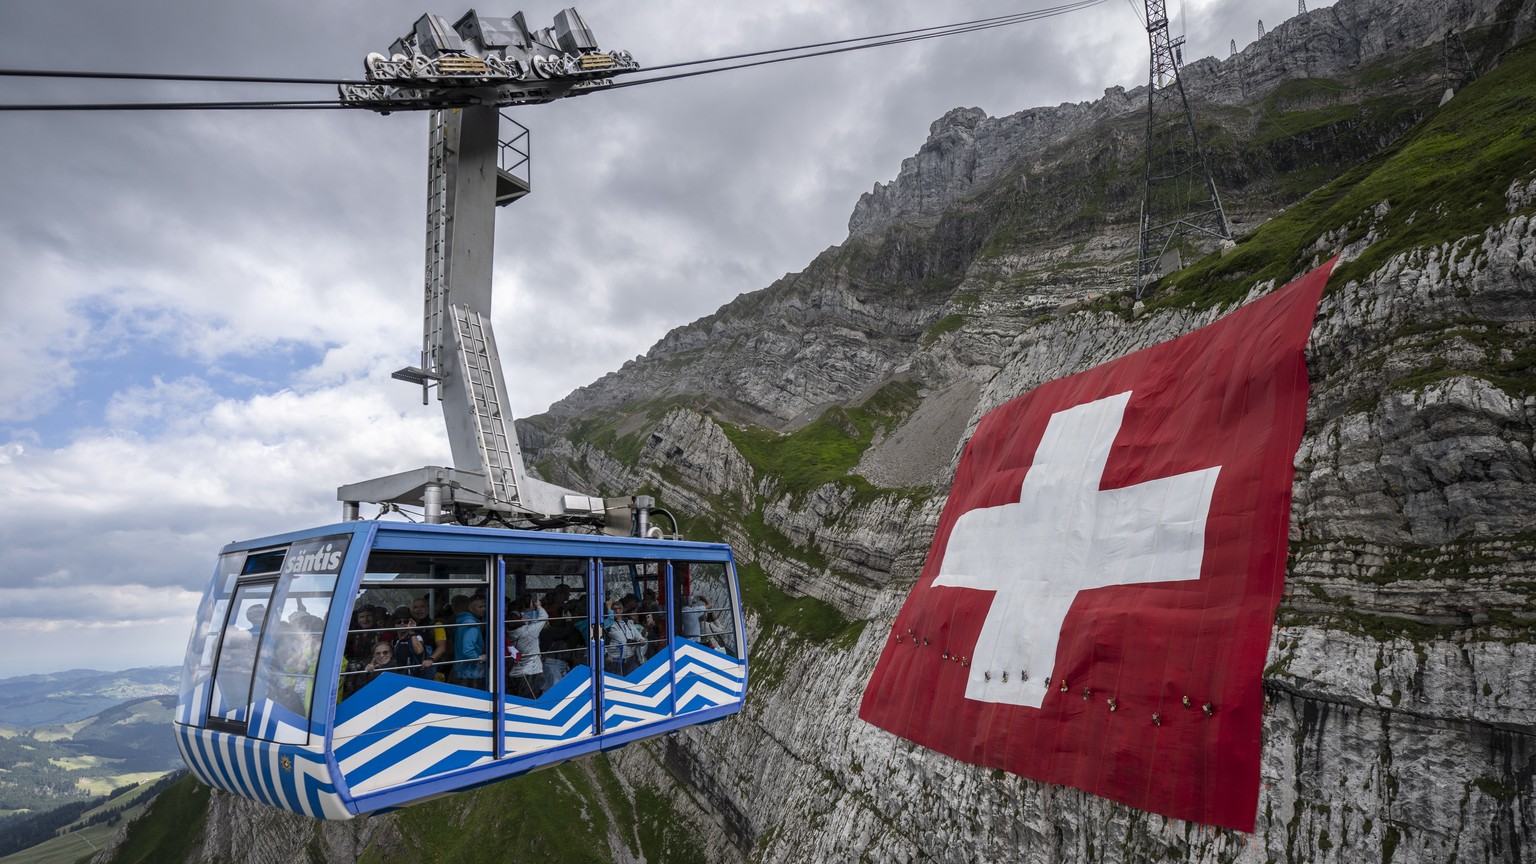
[858,261,1334,831]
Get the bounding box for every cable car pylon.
[1135,0,1232,298]
[334,8,657,535]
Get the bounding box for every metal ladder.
[421,109,451,386]
[451,305,525,507]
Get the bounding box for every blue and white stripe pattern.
[173,645,744,820]
[672,639,747,715]
[333,674,497,795]
[247,697,316,745]
[175,682,206,725]
[502,667,596,755]
[602,649,675,732]
[174,723,349,820]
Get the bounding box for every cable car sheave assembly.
[173,7,748,821]
[335,7,659,537]
[338,8,636,113]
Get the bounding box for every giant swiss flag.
[859,261,1334,831]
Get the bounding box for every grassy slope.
[1153,36,1536,309]
[23,775,203,864]
[363,756,707,864]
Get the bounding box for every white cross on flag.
[860,261,1334,831]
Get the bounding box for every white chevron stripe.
[603,686,672,710]
[503,724,594,756]
[337,712,494,773]
[673,643,744,669]
[348,733,496,793]
[675,680,739,708]
[673,664,744,693]
[501,705,592,738]
[296,752,341,818]
[603,707,665,723]
[334,686,494,736]
[501,682,590,719]
[607,661,670,691]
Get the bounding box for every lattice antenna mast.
[1135,0,1232,296]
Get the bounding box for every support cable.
[604,0,1106,92]
[0,99,348,112]
[0,68,357,86]
[0,2,1106,110]
[620,2,1105,75]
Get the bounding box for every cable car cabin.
[173,521,747,819]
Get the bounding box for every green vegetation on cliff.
[720,380,921,501]
[365,756,705,864]
[99,775,209,864]
[1156,35,1536,309]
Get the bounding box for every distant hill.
[0,669,178,728]
[0,694,180,814]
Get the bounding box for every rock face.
[845,0,1533,240]
[99,0,1536,861]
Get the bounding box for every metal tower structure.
[1299,0,1307,14]
[334,7,646,532]
[1444,29,1476,86]
[1258,20,1266,38]
[1136,0,1232,295]
[1230,38,1237,57]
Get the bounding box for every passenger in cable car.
[243,604,268,634]
[540,599,582,691]
[699,596,728,651]
[506,595,547,699]
[263,619,321,717]
[356,641,403,690]
[676,594,703,639]
[429,601,456,683]
[390,608,430,677]
[639,588,660,615]
[606,603,646,674]
[454,594,488,690]
[409,596,446,678]
[344,607,388,667]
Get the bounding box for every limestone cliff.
[96,0,1536,861]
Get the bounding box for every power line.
[604,0,1108,92]
[625,3,1102,75]
[0,99,348,112]
[0,68,357,86]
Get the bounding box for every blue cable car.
[173,520,746,819]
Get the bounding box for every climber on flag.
[859,260,1335,831]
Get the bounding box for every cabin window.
[673,561,741,660]
[341,553,491,700]
[599,560,668,675]
[177,552,245,726]
[188,536,347,739]
[207,583,276,727]
[245,573,337,743]
[504,556,590,699]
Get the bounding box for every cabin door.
[596,560,674,734]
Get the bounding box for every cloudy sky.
[0,0,1318,676]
